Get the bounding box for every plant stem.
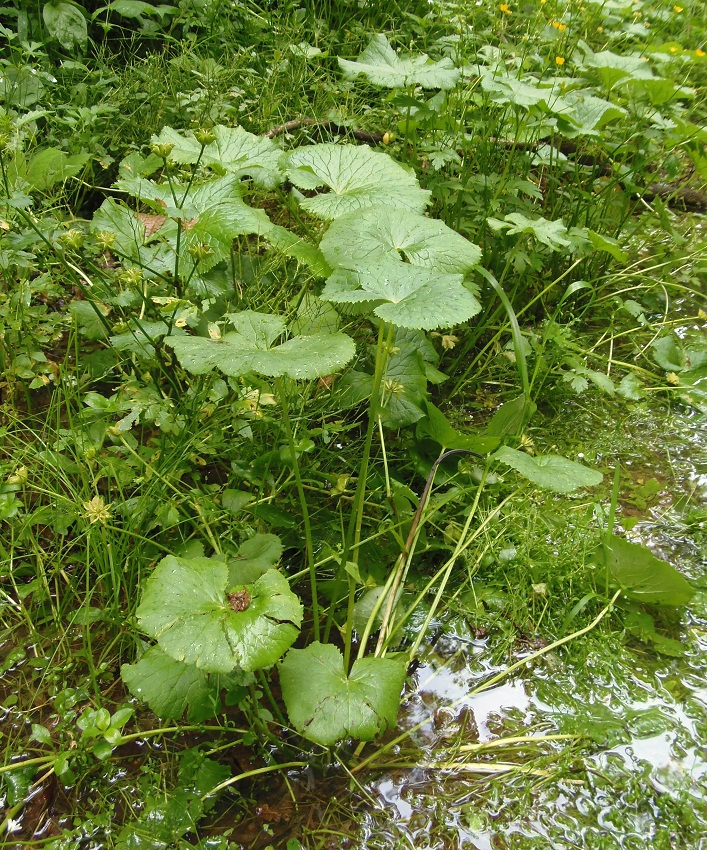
[275,377,319,641]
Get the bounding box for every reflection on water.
[355,406,707,849]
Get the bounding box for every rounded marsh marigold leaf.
[280,642,406,746]
[136,557,302,673]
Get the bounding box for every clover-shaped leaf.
[286,143,430,219]
[136,558,302,673]
[280,642,406,746]
[320,207,481,274]
[167,310,355,379]
[339,34,461,90]
[493,446,603,493]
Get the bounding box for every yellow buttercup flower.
[499,3,512,12]
[674,5,683,11]
[696,49,706,57]
[556,56,566,65]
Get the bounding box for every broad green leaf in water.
[493,446,603,493]
[338,33,461,90]
[652,333,707,373]
[320,207,481,274]
[323,261,480,330]
[286,143,430,219]
[121,646,244,721]
[595,536,694,606]
[280,642,407,745]
[151,125,284,189]
[228,533,283,585]
[136,558,302,673]
[167,311,355,379]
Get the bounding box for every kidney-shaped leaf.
[152,125,284,189]
[493,446,603,493]
[166,310,355,379]
[286,143,430,219]
[121,646,240,722]
[136,557,302,673]
[595,536,694,606]
[280,642,406,746]
[339,34,461,90]
[320,207,481,274]
[228,533,283,586]
[323,261,480,330]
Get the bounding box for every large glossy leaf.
[595,536,694,606]
[136,558,302,673]
[121,646,247,722]
[286,143,430,219]
[339,33,461,90]
[320,207,481,274]
[493,446,603,493]
[280,642,407,746]
[152,125,284,188]
[167,310,355,379]
[228,533,283,586]
[323,261,480,330]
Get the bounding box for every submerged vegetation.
[0,0,706,846]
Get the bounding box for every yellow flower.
[552,20,560,27]
[558,22,567,30]
[499,3,512,12]
[82,496,111,525]
[674,5,683,11]
[696,49,706,57]
[670,46,679,53]
[556,56,566,65]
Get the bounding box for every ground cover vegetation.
[0,0,706,846]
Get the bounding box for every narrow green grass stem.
[275,377,319,641]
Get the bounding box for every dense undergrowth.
[1,0,706,847]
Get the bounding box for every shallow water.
[353,403,707,850]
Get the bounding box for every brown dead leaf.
[135,213,166,237]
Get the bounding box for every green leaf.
[493,446,603,493]
[487,213,572,251]
[266,225,332,277]
[24,148,90,191]
[151,125,284,189]
[320,207,481,274]
[416,401,499,453]
[486,394,536,438]
[43,0,87,51]
[167,311,355,380]
[286,143,430,219]
[122,646,227,721]
[228,533,283,585]
[323,261,480,331]
[595,536,694,606]
[624,611,686,656]
[652,333,707,373]
[339,33,461,89]
[70,300,110,340]
[280,642,406,745]
[588,230,629,262]
[136,559,302,673]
